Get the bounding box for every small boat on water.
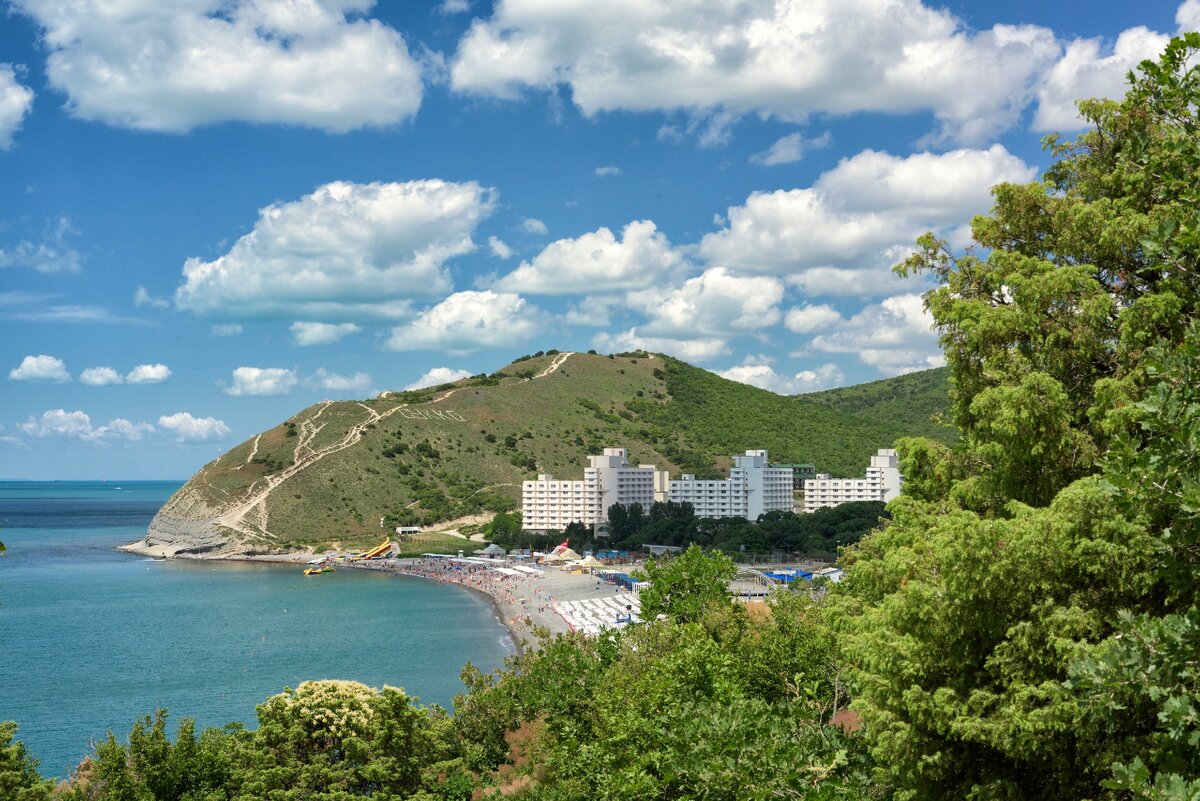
[303,566,335,576]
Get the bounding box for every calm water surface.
[0,481,514,778]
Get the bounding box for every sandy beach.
[343,557,638,651]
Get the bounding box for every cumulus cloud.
[807,293,945,376]
[629,267,784,337]
[224,367,298,396]
[126,363,171,384]
[9,354,71,382]
[750,131,831,166]
[0,64,34,149]
[12,0,424,133]
[488,236,514,259]
[564,295,623,328]
[134,286,170,309]
[785,304,843,334]
[305,368,373,393]
[157,412,231,442]
[592,329,729,362]
[405,366,473,390]
[385,290,545,353]
[520,217,548,235]
[699,145,1034,295]
[80,366,123,386]
[19,409,153,441]
[1033,27,1170,131]
[451,0,1061,143]
[176,180,495,320]
[0,217,82,273]
[290,322,361,346]
[718,358,844,394]
[497,220,685,295]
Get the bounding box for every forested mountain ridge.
[135,351,950,556]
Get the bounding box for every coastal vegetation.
[6,35,1199,801]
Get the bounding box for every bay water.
[0,481,515,779]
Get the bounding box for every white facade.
[585,448,657,531]
[668,450,793,521]
[521,448,657,532]
[803,448,902,512]
[521,474,591,531]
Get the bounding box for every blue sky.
[0,0,1190,479]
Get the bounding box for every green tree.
[633,543,736,623]
[0,722,53,801]
[831,35,1200,801]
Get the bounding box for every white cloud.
[564,295,622,327]
[718,358,844,394]
[0,64,34,149]
[1033,27,1170,131]
[212,323,243,337]
[520,217,548,235]
[157,412,231,442]
[405,366,473,390]
[629,267,783,337]
[80,366,123,386]
[592,328,729,362]
[126,363,171,384]
[807,293,945,376]
[19,409,153,442]
[176,180,495,320]
[224,367,298,396]
[133,286,170,309]
[497,220,685,295]
[450,0,1061,144]
[750,131,831,166]
[699,145,1035,295]
[9,354,71,383]
[488,236,514,259]
[0,217,82,273]
[438,0,470,13]
[784,304,843,334]
[290,322,361,346]
[594,165,622,177]
[305,368,373,393]
[13,0,424,134]
[1180,0,1200,30]
[384,290,545,353]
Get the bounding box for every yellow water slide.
[357,539,392,560]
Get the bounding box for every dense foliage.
[828,33,1200,800]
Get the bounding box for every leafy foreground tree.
[55,681,464,801]
[455,590,875,800]
[829,34,1200,801]
[633,543,737,623]
[0,722,53,801]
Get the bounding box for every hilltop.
[132,351,952,557]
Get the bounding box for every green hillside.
[801,365,955,442]
[155,351,950,552]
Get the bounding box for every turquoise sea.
[0,481,515,779]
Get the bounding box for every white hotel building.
[668,450,793,521]
[521,448,658,532]
[803,448,902,512]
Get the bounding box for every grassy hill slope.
[147,351,951,554]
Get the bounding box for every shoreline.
[119,538,599,652]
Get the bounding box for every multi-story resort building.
[668,450,794,521]
[802,448,902,512]
[521,448,658,532]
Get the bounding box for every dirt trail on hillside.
[213,352,576,543]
